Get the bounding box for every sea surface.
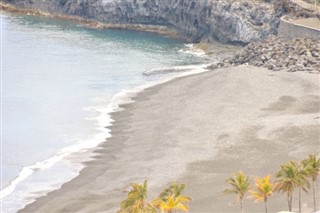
[0,12,208,212]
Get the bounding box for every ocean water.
[0,12,208,212]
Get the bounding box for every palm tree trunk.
[299,187,301,213]
[290,192,293,212]
[313,181,316,212]
[264,200,268,213]
[287,192,292,212]
[240,199,243,213]
[287,192,290,212]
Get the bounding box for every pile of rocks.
[273,0,320,19]
[208,37,320,73]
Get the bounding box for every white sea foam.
[143,64,205,76]
[0,84,143,212]
[0,95,120,212]
[178,43,207,57]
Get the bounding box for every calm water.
[0,13,208,212]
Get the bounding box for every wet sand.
[21,66,320,213]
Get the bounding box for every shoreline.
[0,1,243,60]
[1,9,218,212]
[13,66,210,212]
[1,60,210,211]
[19,65,320,213]
[0,2,182,41]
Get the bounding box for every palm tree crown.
[152,194,191,213]
[158,183,186,200]
[224,171,250,201]
[120,180,155,213]
[302,154,320,182]
[152,182,191,213]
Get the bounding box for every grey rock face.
[3,0,280,44]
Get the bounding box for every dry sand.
[20,66,320,213]
[291,18,320,30]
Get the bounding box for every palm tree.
[119,180,156,213]
[152,194,191,213]
[302,154,320,212]
[295,162,310,213]
[152,182,191,213]
[224,171,250,213]
[249,175,274,213]
[275,161,303,212]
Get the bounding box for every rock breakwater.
[209,37,320,73]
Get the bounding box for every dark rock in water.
[208,64,219,70]
[2,0,280,44]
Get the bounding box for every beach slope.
[21,66,320,213]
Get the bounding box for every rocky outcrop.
[2,0,280,44]
[272,0,320,18]
[209,37,320,73]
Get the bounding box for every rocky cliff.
[2,0,280,44]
